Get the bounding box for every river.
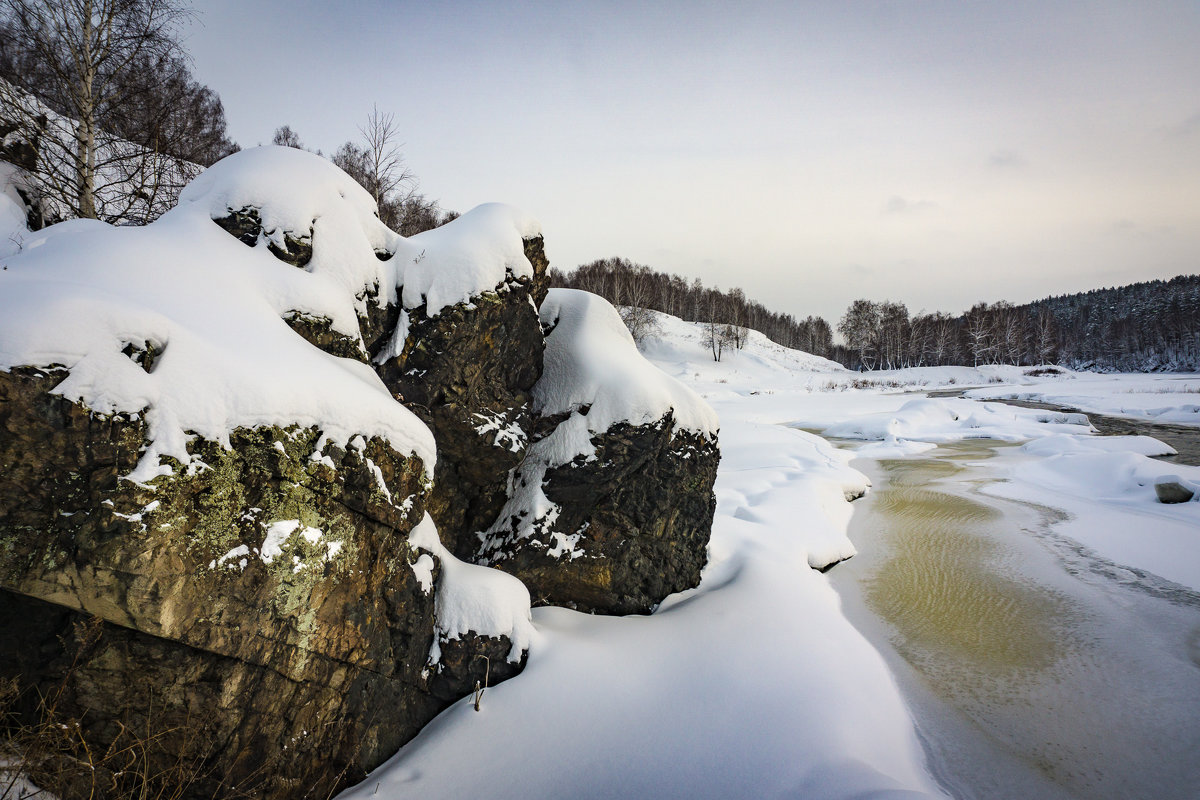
[925,390,1200,466]
[828,437,1200,800]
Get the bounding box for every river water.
[828,438,1200,800]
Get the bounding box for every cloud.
[988,148,1026,168]
[883,195,936,214]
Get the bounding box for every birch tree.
[0,0,195,221]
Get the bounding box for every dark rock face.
[0,366,504,799]
[483,413,720,615]
[524,235,551,307]
[1,121,51,230]
[282,311,369,362]
[1,117,42,174]
[427,631,527,704]
[212,205,314,268]
[375,240,547,560]
[0,588,446,800]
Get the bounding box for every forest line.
[551,259,1200,372]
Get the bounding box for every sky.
[185,0,1200,327]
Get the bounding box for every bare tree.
[0,0,196,221]
[329,106,425,231]
[272,124,303,149]
[358,105,413,210]
[965,302,995,366]
[1032,309,1057,365]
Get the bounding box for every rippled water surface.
[831,439,1200,800]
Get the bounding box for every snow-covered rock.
[0,146,546,800]
[0,145,727,799]
[481,289,721,614]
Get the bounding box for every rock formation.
[0,146,717,798]
[481,289,721,614]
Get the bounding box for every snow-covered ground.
[346,310,1200,799]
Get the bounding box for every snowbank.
[967,372,1200,427]
[823,397,1095,445]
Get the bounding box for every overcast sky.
[186,0,1199,326]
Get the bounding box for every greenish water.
[830,439,1200,800]
[866,446,1070,674]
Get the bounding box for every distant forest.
[835,275,1200,372]
[548,258,835,357]
[552,259,1200,373]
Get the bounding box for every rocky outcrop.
[484,413,719,614]
[1154,477,1195,504]
[375,236,548,560]
[477,289,721,614]
[0,147,718,799]
[0,149,537,800]
[0,366,503,799]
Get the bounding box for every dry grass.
[0,616,277,800]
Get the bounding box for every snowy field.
[345,312,1200,799]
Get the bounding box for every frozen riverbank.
[830,440,1200,800]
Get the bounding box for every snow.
[480,290,720,562]
[0,162,31,258]
[402,202,541,316]
[966,372,1200,426]
[409,514,535,664]
[823,397,1096,445]
[536,289,719,437]
[344,312,947,800]
[181,148,543,327]
[984,438,1200,590]
[180,145,402,334]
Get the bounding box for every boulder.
[0,367,483,799]
[373,213,548,560]
[485,412,719,614]
[479,290,720,614]
[1155,477,1195,504]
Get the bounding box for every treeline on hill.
[548,257,834,358]
[836,275,1200,372]
[550,257,1199,373]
